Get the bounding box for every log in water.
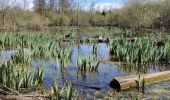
[109,71,170,90]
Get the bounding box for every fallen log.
[0,84,50,100]
[0,94,50,100]
[109,71,170,90]
[0,84,20,95]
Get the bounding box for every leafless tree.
[58,0,74,13]
[0,0,16,29]
[49,0,55,12]
[23,0,28,10]
[33,0,46,15]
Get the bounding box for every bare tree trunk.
[23,0,27,10]
[0,0,16,31]
[50,0,55,12]
[2,11,5,31]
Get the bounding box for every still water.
[0,43,170,92]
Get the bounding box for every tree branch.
[1,0,16,13]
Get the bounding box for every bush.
[50,14,70,26]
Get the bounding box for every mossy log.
[109,71,170,90]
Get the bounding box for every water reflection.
[0,43,170,91]
[116,62,170,74]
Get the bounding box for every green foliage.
[88,55,100,71]
[136,74,145,93]
[108,35,170,64]
[0,61,45,91]
[92,44,99,56]
[11,49,31,64]
[33,67,45,86]
[51,81,73,100]
[51,81,63,100]
[66,82,73,100]
[76,57,87,71]
[76,55,100,72]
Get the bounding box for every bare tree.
[33,0,46,15]
[121,0,160,30]
[0,0,16,30]
[89,0,95,14]
[58,0,74,13]
[23,0,28,10]
[49,0,55,12]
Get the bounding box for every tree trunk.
[2,11,5,31]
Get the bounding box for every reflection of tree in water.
[156,63,170,71]
[88,70,99,79]
[76,70,87,82]
[60,68,67,85]
[116,62,170,74]
[76,70,99,82]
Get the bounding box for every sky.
[80,0,125,10]
[13,0,125,11]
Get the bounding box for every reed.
[135,74,145,93]
[11,49,31,64]
[66,81,73,100]
[92,43,99,57]
[32,67,45,87]
[76,55,100,72]
[108,36,170,64]
[51,81,73,100]
[51,81,63,100]
[58,48,72,69]
[0,61,45,91]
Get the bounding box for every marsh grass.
[51,81,73,100]
[92,43,100,58]
[58,49,72,69]
[51,81,63,100]
[0,32,170,99]
[135,74,145,93]
[108,35,170,65]
[0,61,45,91]
[76,55,100,72]
[11,49,32,65]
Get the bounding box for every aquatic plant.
[58,48,72,69]
[141,78,145,93]
[0,61,45,91]
[51,81,64,100]
[22,73,32,88]
[32,67,45,87]
[51,81,73,100]
[11,49,31,64]
[88,55,100,71]
[76,55,100,72]
[66,81,73,100]
[136,74,145,93]
[108,36,170,64]
[92,43,99,57]
[76,57,87,71]
[0,61,27,90]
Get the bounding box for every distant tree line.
[0,0,169,31]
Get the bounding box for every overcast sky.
[13,0,124,11]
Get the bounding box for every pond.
[1,43,170,94]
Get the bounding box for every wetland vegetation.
[0,0,170,99]
[0,31,170,99]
